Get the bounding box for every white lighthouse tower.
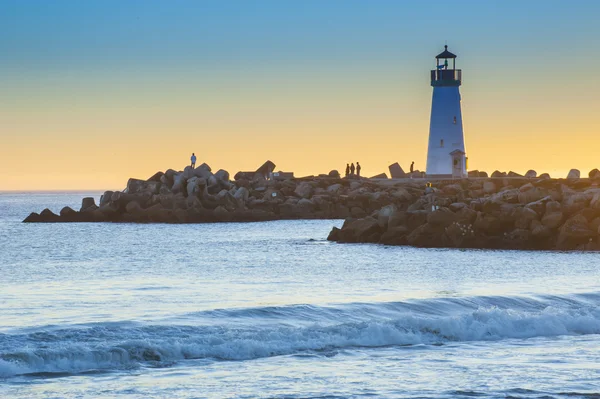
[426,45,467,178]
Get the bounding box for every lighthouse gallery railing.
[430,69,462,83]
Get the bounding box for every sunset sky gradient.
[1,0,599,190]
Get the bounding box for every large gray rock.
[427,207,458,228]
[370,173,388,179]
[182,165,195,180]
[233,187,250,203]
[194,164,213,179]
[80,197,98,212]
[338,217,383,243]
[525,170,537,178]
[567,169,581,180]
[125,178,160,195]
[483,181,497,194]
[388,163,406,179]
[100,191,114,207]
[294,182,314,199]
[186,177,205,197]
[214,169,230,182]
[557,214,595,249]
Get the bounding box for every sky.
[1,0,599,190]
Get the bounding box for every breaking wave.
[2,292,600,378]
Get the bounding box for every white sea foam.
[2,294,600,378]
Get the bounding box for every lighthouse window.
[440,139,444,148]
[453,116,457,124]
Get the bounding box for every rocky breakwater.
[328,171,600,251]
[23,163,420,224]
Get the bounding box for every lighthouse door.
[450,151,465,178]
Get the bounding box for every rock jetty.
[327,169,600,251]
[23,164,600,251]
[23,162,396,224]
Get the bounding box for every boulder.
[99,191,114,207]
[427,207,458,228]
[294,182,314,199]
[59,207,79,221]
[514,206,539,229]
[370,173,388,179]
[171,173,187,194]
[23,212,42,223]
[590,192,600,210]
[474,212,506,235]
[350,207,367,218]
[519,187,547,205]
[388,163,406,179]
[443,184,463,195]
[483,181,497,194]
[327,184,343,194]
[557,214,596,249]
[328,170,341,178]
[80,197,98,212]
[530,220,552,239]
[525,170,537,178]
[147,171,164,182]
[377,204,398,228]
[39,208,60,222]
[507,171,523,178]
[182,165,195,180]
[338,216,383,243]
[567,169,581,180]
[213,206,231,221]
[406,223,445,248]
[589,168,600,180]
[449,202,467,212]
[194,164,213,179]
[233,187,250,204]
[186,177,205,197]
[390,188,412,202]
[255,161,276,179]
[525,196,552,216]
[491,171,506,178]
[455,207,477,225]
[327,227,341,241]
[214,169,230,182]
[538,173,551,180]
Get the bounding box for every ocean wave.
[2,293,600,378]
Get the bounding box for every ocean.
[1,192,600,399]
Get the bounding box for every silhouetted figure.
[356,162,361,177]
[345,164,350,177]
[425,182,436,211]
[350,163,355,175]
[191,153,196,168]
[410,161,414,173]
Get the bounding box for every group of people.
[345,162,361,177]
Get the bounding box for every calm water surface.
[1,192,600,398]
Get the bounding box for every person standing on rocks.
[410,161,414,174]
[425,182,436,211]
[345,164,350,177]
[191,153,197,168]
[350,163,355,176]
[356,162,361,177]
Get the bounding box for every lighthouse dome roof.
[435,45,457,59]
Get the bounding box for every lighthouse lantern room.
[426,45,467,178]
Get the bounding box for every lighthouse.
[426,45,467,178]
